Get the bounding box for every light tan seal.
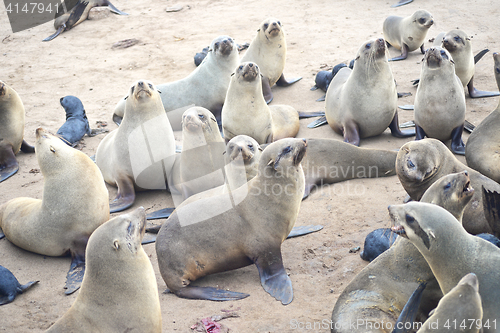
[417,273,482,333]
[436,29,500,98]
[0,128,109,293]
[383,10,434,61]
[0,80,35,183]
[113,36,240,130]
[46,207,162,333]
[414,46,466,155]
[301,138,399,199]
[156,138,307,305]
[330,171,474,333]
[325,38,414,146]
[222,62,299,144]
[389,202,500,333]
[240,18,301,103]
[96,80,176,213]
[465,52,500,183]
[396,138,500,234]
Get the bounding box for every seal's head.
[441,29,470,53]
[225,135,261,164]
[259,138,307,178]
[211,35,235,57]
[259,18,283,39]
[411,10,434,29]
[424,47,454,70]
[234,62,261,83]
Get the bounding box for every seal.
[113,36,240,130]
[325,38,414,146]
[417,273,482,333]
[0,265,38,305]
[414,47,466,155]
[383,10,434,61]
[301,138,398,198]
[0,80,34,183]
[168,106,226,205]
[240,18,301,103]
[96,80,177,213]
[465,53,500,182]
[437,29,500,98]
[359,228,397,262]
[46,207,162,333]
[389,202,500,333]
[396,138,500,234]
[43,0,128,41]
[0,128,109,294]
[331,171,474,333]
[56,95,106,146]
[310,63,347,102]
[156,138,307,305]
[222,62,300,145]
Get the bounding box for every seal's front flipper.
[255,249,293,305]
[43,24,65,42]
[262,76,273,104]
[307,116,328,128]
[276,74,302,87]
[174,286,249,301]
[109,177,135,213]
[113,113,123,126]
[392,282,427,333]
[66,1,89,29]
[146,223,162,233]
[389,44,409,61]
[474,49,489,64]
[450,125,465,155]
[65,255,85,295]
[141,233,157,244]
[0,147,19,183]
[482,187,500,238]
[286,225,323,239]
[397,92,411,98]
[298,111,325,118]
[389,112,415,138]
[468,78,500,98]
[415,124,427,141]
[146,207,175,220]
[316,95,326,102]
[105,0,128,15]
[89,128,109,137]
[20,140,35,153]
[390,0,413,7]
[343,120,360,146]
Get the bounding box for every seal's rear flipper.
[276,74,302,87]
[468,79,500,98]
[174,286,250,301]
[316,95,326,102]
[464,120,475,133]
[450,125,465,155]
[392,282,427,333]
[389,112,415,138]
[89,128,109,137]
[262,76,273,104]
[474,49,489,64]
[343,120,360,146]
[113,113,123,126]
[20,140,35,153]
[141,233,157,244]
[391,0,413,7]
[298,111,325,118]
[42,25,65,42]
[146,207,175,220]
[105,0,128,15]
[307,116,328,128]
[65,256,85,295]
[482,187,500,238]
[0,147,19,183]
[255,250,293,305]
[286,225,323,239]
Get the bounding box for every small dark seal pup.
[359,228,398,262]
[310,63,349,102]
[0,265,38,305]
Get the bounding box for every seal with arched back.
[0,265,38,305]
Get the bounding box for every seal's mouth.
[426,49,442,67]
[267,27,281,36]
[391,224,407,237]
[230,146,254,162]
[442,38,458,52]
[375,38,387,56]
[462,179,474,198]
[241,64,259,82]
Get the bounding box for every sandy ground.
[1,0,500,332]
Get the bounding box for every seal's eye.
[198,114,205,120]
[277,21,281,26]
[419,18,426,24]
[405,214,415,224]
[248,144,254,150]
[440,50,448,60]
[407,160,415,168]
[148,83,153,89]
[263,23,269,30]
[239,65,243,70]
[365,43,371,49]
[444,182,451,191]
[454,36,460,42]
[282,146,292,155]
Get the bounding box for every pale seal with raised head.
[46,207,161,333]
[325,38,414,146]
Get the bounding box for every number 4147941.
[5,2,60,14]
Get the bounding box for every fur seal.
[0,80,34,183]
[96,80,176,213]
[0,265,38,305]
[331,171,474,333]
[46,207,162,333]
[56,95,106,146]
[414,47,467,155]
[389,202,500,333]
[240,18,301,103]
[301,138,398,199]
[359,228,397,262]
[43,0,128,41]
[417,273,482,333]
[437,29,500,98]
[465,53,500,183]
[396,138,500,234]
[383,10,434,61]
[325,38,414,146]
[113,36,240,130]
[0,128,109,294]
[222,62,299,145]
[156,138,307,305]
[310,63,348,102]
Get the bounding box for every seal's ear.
[258,146,263,152]
[222,150,226,155]
[257,28,260,32]
[231,72,235,76]
[208,48,213,52]
[355,55,360,61]
[50,146,56,153]
[113,240,120,250]
[157,89,162,94]
[124,96,128,100]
